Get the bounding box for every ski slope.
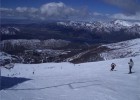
[1,56,140,100]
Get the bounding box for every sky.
[1,0,140,21]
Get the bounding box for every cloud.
[0,8,13,12]
[111,12,140,21]
[40,2,79,18]
[103,0,140,14]
[16,7,38,13]
[102,0,140,21]
[3,1,140,21]
[0,2,89,20]
[93,12,103,16]
[0,8,15,17]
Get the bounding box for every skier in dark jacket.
[110,63,116,71]
[128,59,134,74]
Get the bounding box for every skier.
[110,63,116,71]
[128,59,134,74]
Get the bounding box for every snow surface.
[1,56,140,100]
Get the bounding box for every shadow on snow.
[6,80,101,91]
[0,76,31,90]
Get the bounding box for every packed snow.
[1,56,140,100]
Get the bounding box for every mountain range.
[1,19,140,43]
[1,19,140,64]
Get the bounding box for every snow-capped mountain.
[113,20,140,27]
[101,38,140,60]
[57,20,140,34]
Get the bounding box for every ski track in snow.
[1,56,140,100]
